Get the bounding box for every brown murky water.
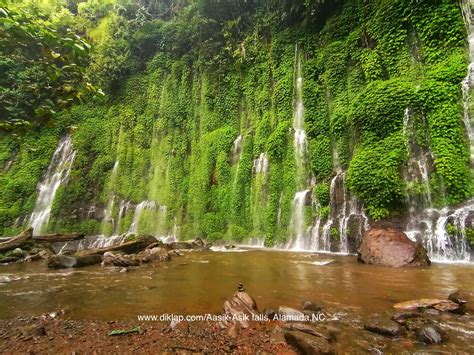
[1,249,473,352]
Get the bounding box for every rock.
[357,227,430,267]
[391,311,422,325]
[0,256,19,263]
[102,252,139,267]
[262,307,277,319]
[303,301,322,313]
[38,249,53,259]
[169,242,193,250]
[393,299,460,312]
[48,255,77,268]
[364,317,407,337]
[75,254,102,267]
[282,323,336,342]
[448,289,474,313]
[219,284,259,329]
[192,237,205,248]
[225,244,236,249]
[168,250,182,257]
[138,247,170,263]
[416,324,444,344]
[277,306,307,322]
[47,254,102,268]
[11,248,25,258]
[25,253,42,262]
[284,330,335,354]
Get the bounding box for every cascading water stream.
[29,135,76,235]
[461,0,474,163]
[253,153,269,174]
[101,159,119,235]
[128,201,157,235]
[288,45,312,249]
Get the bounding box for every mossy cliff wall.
[1,0,472,246]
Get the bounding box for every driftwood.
[78,236,157,257]
[33,233,85,243]
[0,228,33,253]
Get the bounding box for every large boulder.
[357,227,430,267]
[219,284,259,329]
[138,247,170,263]
[448,289,474,314]
[102,252,139,267]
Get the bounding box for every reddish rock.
[357,227,430,267]
[393,299,460,312]
[219,284,259,329]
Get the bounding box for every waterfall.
[128,201,157,235]
[230,135,243,164]
[288,45,312,248]
[461,0,474,163]
[402,106,472,261]
[402,107,435,240]
[251,152,270,235]
[289,190,311,250]
[29,135,76,235]
[115,200,130,236]
[101,159,119,235]
[253,153,269,174]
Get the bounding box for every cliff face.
[1,0,473,258]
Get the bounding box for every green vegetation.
[0,0,472,244]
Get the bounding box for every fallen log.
[33,233,85,243]
[0,228,33,254]
[78,235,157,257]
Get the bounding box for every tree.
[0,3,103,132]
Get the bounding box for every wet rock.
[38,249,53,259]
[75,254,102,267]
[47,255,77,269]
[192,237,205,248]
[167,250,182,257]
[225,244,236,250]
[47,254,102,268]
[391,311,421,325]
[416,324,444,344]
[262,307,277,319]
[364,317,407,337]
[282,323,336,342]
[0,256,19,264]
[284,330,335,354]
[11,248,26,258]
[102,252,139,267]
[277,307,307,322]
[138,247,170,263]
[24,253,42,262]
[448,289,473,313]
[303,301,322,313]
[169,242,193,250]
[219,284,259,329]
[357,227,430,267]
[393,299,460,312]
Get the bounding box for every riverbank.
[0,316,293,353]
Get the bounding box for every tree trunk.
[33,233,85,243]
[0,228,33,253]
